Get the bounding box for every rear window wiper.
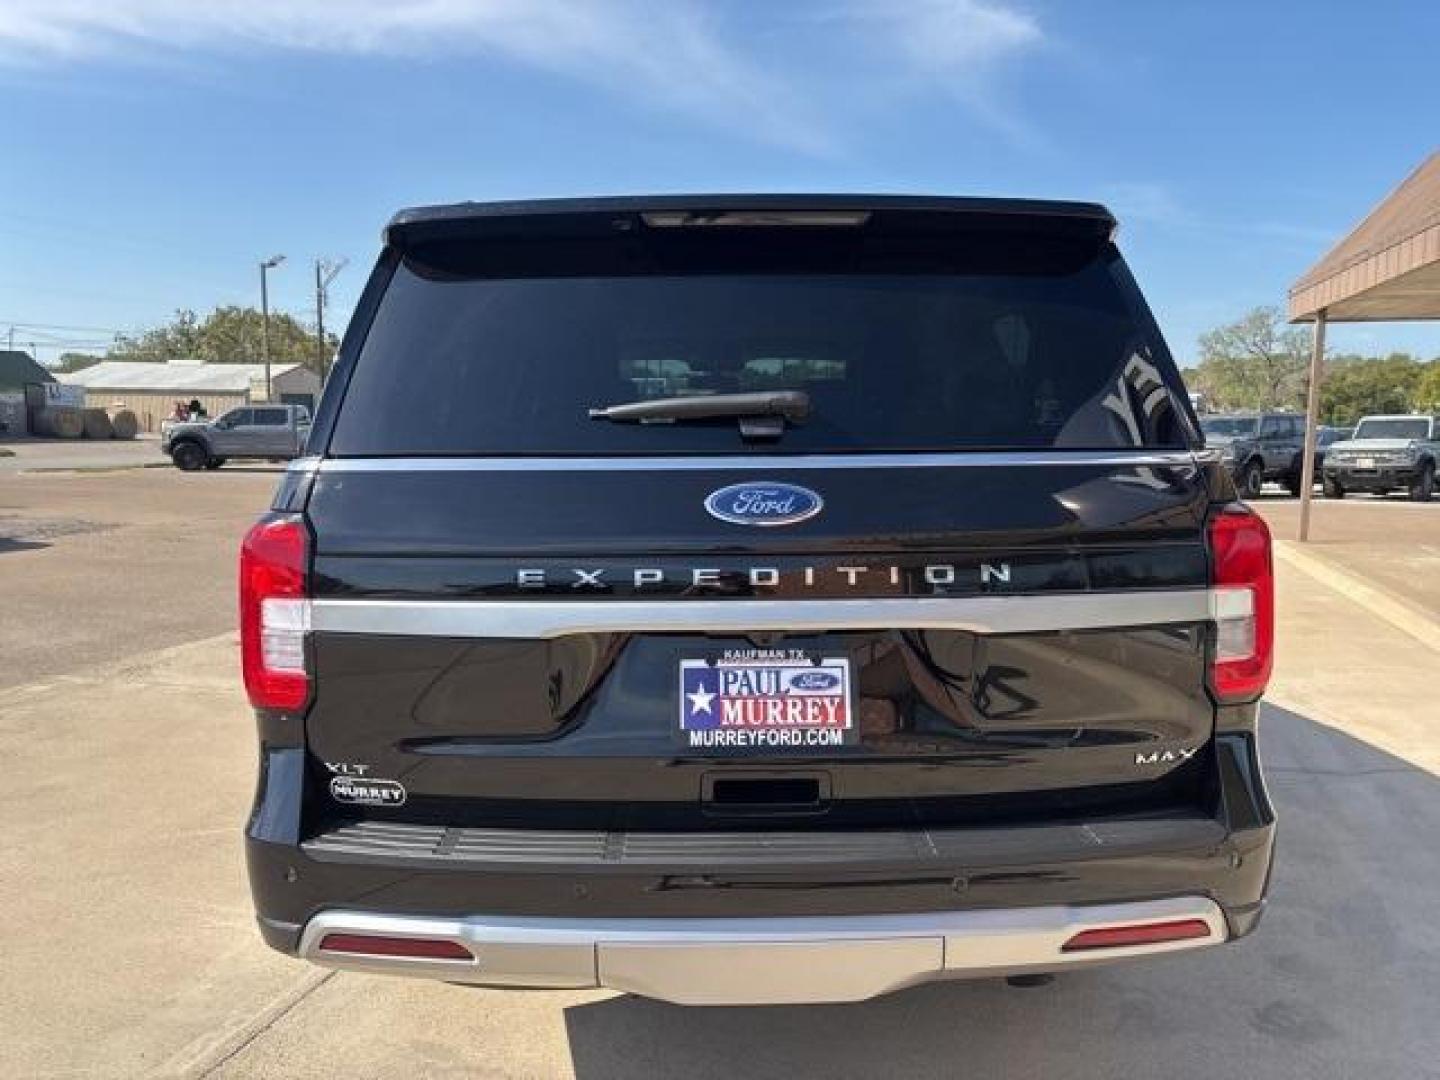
[588,390,810,441]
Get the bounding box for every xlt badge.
[704,482,823,527]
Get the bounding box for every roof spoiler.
[384,194,1117,250]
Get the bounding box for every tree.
[1191,306,1313,411]
[108,309,201,363]
[108,306,337,372]
[54,352,103,373]
[1414,360,1440,412]
[1319,353,1424,423]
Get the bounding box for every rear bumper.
[295,896,1229,1005]
[247,733,1275,1002]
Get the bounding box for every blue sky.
[3,0,1438,367]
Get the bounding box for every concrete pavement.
[1255,495,1440,620]
[1265,554,1440,776]
[0,467,278,688]
[0,637,308,1077]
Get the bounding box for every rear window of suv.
[330,237,1192,456]
[1353,418,1432,440]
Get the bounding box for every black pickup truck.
[242,196,1276,1006]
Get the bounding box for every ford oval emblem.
[704,481,823,527]
[789,670,840,691]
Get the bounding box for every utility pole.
[259,254,286,400]
[314,258,348,380]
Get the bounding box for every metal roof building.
[1288,150,1440,538]
[59,361,307,392]
[59,361,322,433]
[0,349,55,390]
[0,350,53,436]
[1290,152,1440,323]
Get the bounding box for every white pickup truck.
[161,403,311,471]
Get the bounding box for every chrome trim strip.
[308,590,1215,639]
[301,450,1200,474]
[299,897,1227,1005]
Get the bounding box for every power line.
[10,326,117,343]
[0,318,132,334]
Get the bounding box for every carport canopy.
[1288,150,1440,539]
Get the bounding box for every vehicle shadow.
[561,705,1440,1080]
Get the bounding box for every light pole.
[259,254,286,400]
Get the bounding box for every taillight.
[1207,505,1273,703]
[1062,918,1212,952]
[240,515,310,710]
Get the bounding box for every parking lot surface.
[0,435,171,473]
[1,466,1437,1078]
[0,464,278,688]
[1254,495,1440,619]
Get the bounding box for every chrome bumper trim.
[299,897,1227,1005]
[308,589,1232,639]
[298,450,1201,474]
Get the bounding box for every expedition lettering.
[515,563,1012,590]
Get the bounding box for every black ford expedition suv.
[243,196,1275,1006]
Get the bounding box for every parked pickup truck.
[163,403,311,470]
[1322,414,1438,500]
[241,195,1276,1006]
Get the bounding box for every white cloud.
[857,0,1041,71]
[833,0,1045,141]
[0,0,832,153]
[0,0,1056,154]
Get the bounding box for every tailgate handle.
[703,773,831,815]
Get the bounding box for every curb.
[1275,541,1440,654]
[19,461,171,475]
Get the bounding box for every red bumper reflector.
[318,933,474,961]
[1061,918,1212,952]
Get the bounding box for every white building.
[59,361,323,433]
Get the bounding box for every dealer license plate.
[1357,457,1376,468]
[678,652,853,751]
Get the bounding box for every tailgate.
[300,455,1216,829]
